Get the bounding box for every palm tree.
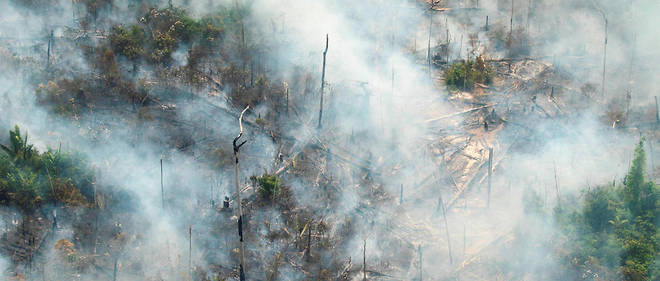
[0,125,35,162]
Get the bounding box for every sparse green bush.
[444,55,492,91]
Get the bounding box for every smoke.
[0,0,657,280]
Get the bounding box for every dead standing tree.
[487,147,493,208]
[363,239,367,280]
[434,194,453,265]
[508,0,514,72]
[318,34,329,129]
[591,0,608,98]
[189,225,192,279]
[46,30,53,68]
[233,105,250,281]
[161,158,164,209]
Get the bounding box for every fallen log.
[425,103,497,123]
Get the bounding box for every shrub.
[258,174,280,199]
[444,55,492,91]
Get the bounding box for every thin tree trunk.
[305,220,312,258]
[161,159,164,209]
[363,239,367,280]
[655,96,659,124]
[463,223,466,258]
[46,30,53,68]
[437,195,453,264]
[554,162,561,207]
[445,16,449,64]
[427,13,432,74]
[113,257,118,281]
[318,35,329,129]
[189,225,192,279]
[601,19,608,97]
[285,82,289,117]
[509,0,514,72]
[487,147,493,208]
[418,245,423,281]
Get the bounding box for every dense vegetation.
[556,140,659,280]
[109,6,240,65]
[0,126,95,212]
[444,55,493,91]
[36,4,280,123]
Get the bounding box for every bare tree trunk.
[189,225,192,279]
[445,16,449,64]
[113,257,118,281]
[509,0,514,72]
[487,147,493,208]
[233,106,250,281]
[427,13,432,74]
[161,159,164,209]
[601,19,608,98]
[285,82,289,117]
[436,195,453,264]
[554,162,561,207]
[510,0,514,38]
[463,223,466,258]
[305,220,312,258]
[459,34,464,61]
[655,96,659,124]
[94,183,98,254]
[46,30,53,68]
[418,245,423,281]
[526,0,532,34]
[318,35,329,129]
[363,239,367,280]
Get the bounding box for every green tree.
[109,25,145,60]
[556,140,659,280]
[444,56,492,91]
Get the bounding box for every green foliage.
[109,25,145,60]
[0,125,36,163]
[624,140,649,217]
[556,140,659,280]
[258,174,280,199]
[444,55,492,91]
[0,125,94,211]
[124,6,243,65]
